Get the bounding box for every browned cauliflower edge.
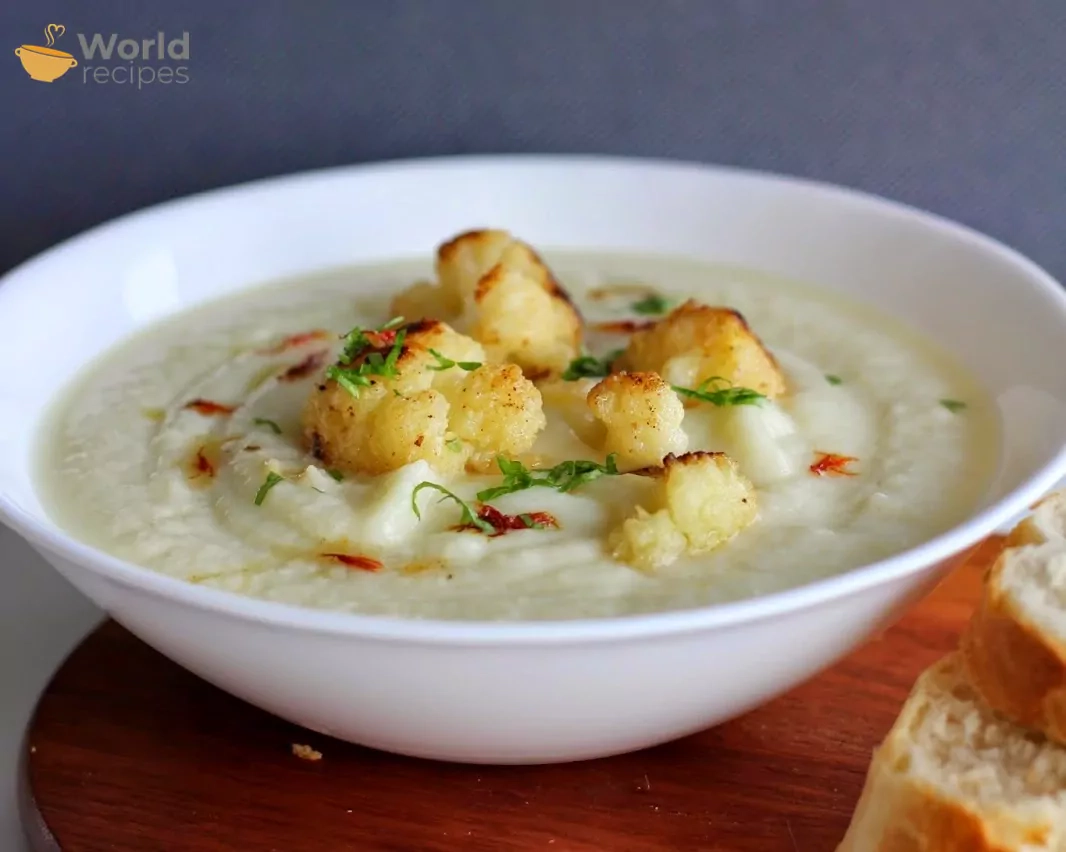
[610,451,757,572]
[448,363,547,466]
[389,229,583,379]
[586,371,687,471]
[301,319,544,476]
[614,299,786,400]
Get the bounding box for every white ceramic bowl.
[2,156,1066,764]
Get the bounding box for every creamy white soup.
[37,240,998,621]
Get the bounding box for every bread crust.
[1005,491,1066,548]
[960,551,1066,747]
[837,655,1060,851]
[837,752,1014,852]
[839,495,1066,850]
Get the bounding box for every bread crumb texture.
[291,743,323,762]
[838,654,1066,852]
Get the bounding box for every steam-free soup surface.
[37,253,998,620]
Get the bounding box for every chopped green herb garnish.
[382,328,406,371]
[254,471,284,505]
[476,454,620,502]
[940,399,967,413]
[630,294,673,315]
[326,365,372,396]
[825,374,843,386]
[326,469,345,482]
[338,330,369,365]
[427,349,482,372]
[327,326,408,398]
[476,457,532,501]
[411,482,494,534]
[671,376,765,407]
[518,513,546,529]
[541,455,620,492]
[338,316,405,365]
[446,437,463,453]
[562,349,624,381]
[253,417,283,434]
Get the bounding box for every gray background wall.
[1,1,1064,281]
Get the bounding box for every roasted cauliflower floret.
[472,248,583,377]
[402,320,487,391]
[302,319,544,476]
[390,230,583,378]
[660,452,757,550]
[612,507,688,569]
[447,363,546,463]
[304,381,457,477]
[387,229,512,322]
[364,388,453,474]
[615,300,785,400]
[437,229,515,305]
[610,452,757,572]
[586,372,687,471]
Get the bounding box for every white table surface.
[1,527,101,852]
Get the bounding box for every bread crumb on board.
[291,743,322,762]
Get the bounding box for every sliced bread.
[837,654,1066,852]
[1005,490,1066,548]
[960,540,1066,747]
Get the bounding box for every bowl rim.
[3,153,1066,645]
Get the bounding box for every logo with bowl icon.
[15,24,77,82]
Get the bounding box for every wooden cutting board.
[20,537,1002,852]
